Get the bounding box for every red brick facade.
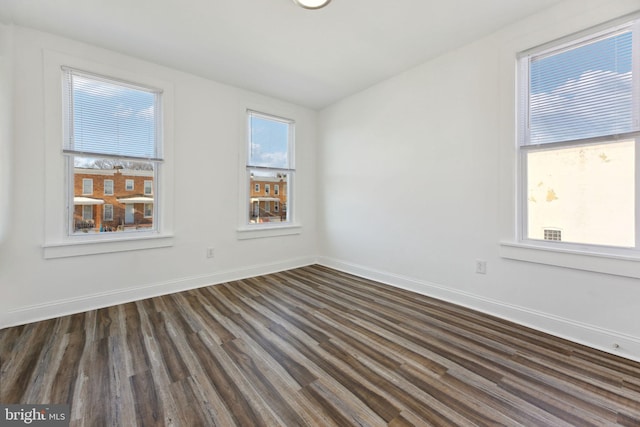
[73,168,154,232]
[249,175,288,223]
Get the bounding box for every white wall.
[0,26,317,327]
[0,24,12,245]
[318,0,640,362]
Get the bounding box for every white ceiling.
[0,0,562,109]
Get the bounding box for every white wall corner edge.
[0,256,317,329]
[317,256,640,364]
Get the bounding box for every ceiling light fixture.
[292,0,331,10]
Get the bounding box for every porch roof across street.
[73,197,104,205]
[250,197,281,203]
[117,196,154,204]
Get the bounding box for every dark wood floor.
[2,265,640,426]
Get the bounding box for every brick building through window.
[249,173,287,223]
[73,168,154,232]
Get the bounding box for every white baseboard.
[1,256,317,329]
[318,256,640,364]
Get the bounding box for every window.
[246,110,294,225]
[104,204,114,221]
[543,229,562,241]
[144,203,153,218]
[254,183,260,192]
[82,205,93,221]
[82,179,93,195]
[274,184,279,196]
[104,179,114,195]
[63,68,162,236]
[274,201,280,212]
[518,18,639,252]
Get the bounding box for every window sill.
[500,241,640,279]
[43,233,174,259]
[237,224,301,240]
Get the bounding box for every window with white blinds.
[521,22,638,146]
[62,68,162,236]
[517,17,639,251]
[62,68,162,161]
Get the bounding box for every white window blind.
[62,68,163,161]
[522,21,639,146]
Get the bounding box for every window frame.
[125,179,134,191]
[238,108,300,239]
[42,50,174,259]
[62,68,162,238]
[516,18,640,257]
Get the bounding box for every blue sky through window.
[249,114,290,169]
[528,30,634,144]
[531,31,632,93]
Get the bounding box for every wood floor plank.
[20,317,70,404]
[185,330,267,427]
[2,264,640,426]
[1,320,55,402]
[48,328,85,406]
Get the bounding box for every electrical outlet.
[206,247,215,259]
[475,260,487,274]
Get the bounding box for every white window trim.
[42,50,174,259]
[237,107,300,239]
[237,224,302,240]
[125,179,134,191]
[500,241,640,279]
[500,12,640,279]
